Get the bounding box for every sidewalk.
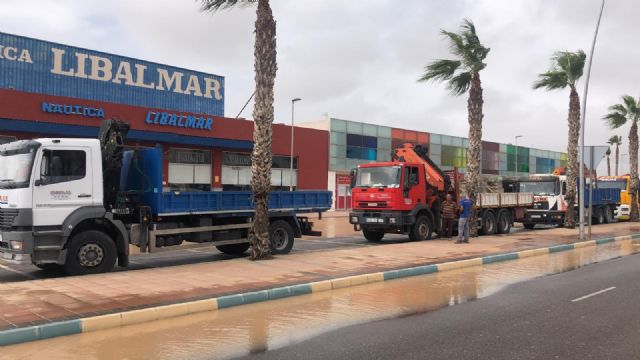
[0,222,638,332]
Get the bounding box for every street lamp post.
[578,0,605,241]
[290,98,302,191]
[515,135,523,177]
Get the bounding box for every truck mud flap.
[298,217,321,236]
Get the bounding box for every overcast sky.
[1,0,637,170]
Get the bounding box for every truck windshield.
[519,181,557,195]
[598,180,627,191]
[356,166,401,188]
[0,151,36,189]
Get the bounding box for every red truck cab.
[349,157,444,242]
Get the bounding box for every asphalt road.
[244,252,640,360]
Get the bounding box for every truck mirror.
[34,179,42,186]
[349,168,357,188]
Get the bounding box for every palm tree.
[533,50,586,228]
[201,0,277,259]
[607,135,622,176]
[418,19,489,236]
[605,147,611,176]
[604,95,640,222]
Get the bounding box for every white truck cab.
[519,174,567,228]
[0,138,129,273]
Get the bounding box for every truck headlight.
[351,216,358,223]
[389,217,397,224]
[10,241,22,250]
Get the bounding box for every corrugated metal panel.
[0,32,224,116]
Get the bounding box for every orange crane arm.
[392,143,448,192]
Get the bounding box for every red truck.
[349,143,534,241]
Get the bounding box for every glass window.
[463,138,469,148]
[363,136,377,148]
[377,150,391,162]
[346,133,363,147]
[168,149,211,164]
[330,119,347,132]
[430,134,441,144]
[40,149,86,184]
[430,144,441,156]
[363,124,377,137]
[355,165,401,188]
[377,126,392,138]
[451,136,463,147]
[377,138,392,150]
[330,144,346,158]
[346,146,363,159]
[363,148,377,160]
[346,121,363,135]
[330,131,346,145]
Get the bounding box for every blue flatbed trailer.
[119,146,332,255]
[583,187,620,207]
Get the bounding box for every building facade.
[300,118,567,210]
[0,32,329,192]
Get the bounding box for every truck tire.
[594,207,605,225]
[496,210,511,234]
[363,229,384,242]
[604,206,614,224]
[409,215,432,241]
[524,223,536,230]
[64,230,117,276]
[216,243,250,255]
[269,220,295,254]
[480,210,496,235]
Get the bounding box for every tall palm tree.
[418,19,489,236]
[201,0,277,259]
[604,95,640,222]
[533,50,586,228]
[607,135,622,176]
[605,147,611,176]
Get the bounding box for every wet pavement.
[2,238,638,360]
[0,222,637,332]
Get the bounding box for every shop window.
[168,149,212,191]
[221,152,297,190]
[346,134,363,147]
[362,136,377,148]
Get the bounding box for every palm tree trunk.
[629,121,639,222]
[606,155,610,176]
[615,145,619,176]
[249,0,277,260]
[465,73,483,236]
[564,86,580,228]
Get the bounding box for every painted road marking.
[571,286,616,302]
[0,263,38,280]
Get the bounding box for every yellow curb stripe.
[517,247,549,258]
[121,308,158,326]
[366,272,385,284]
[82,313,121,333]
[310,280,332,293]
[615,235,632,241]
[437,258,482,271]
[574,240,597,248]
[330,277,352,289]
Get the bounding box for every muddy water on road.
[3,240,639,360]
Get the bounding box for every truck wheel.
[409,215,432,241]
[216,243,250,255]
[524,223,536,230]
[363,229,384,242]
[269,220,295,254]
[496,210,511,234]
[480,211,496,235]
[604,206,614,223]
[595,207,605,225]
[64,230,117,276]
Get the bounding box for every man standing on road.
[456,193,473,244]
[441,194,457,239]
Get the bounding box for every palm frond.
[603,112,627,129]
[446,71,472,96]
[622,95,638,115]
[552,50,585,85]
[200,0,254,12]
[608,135,622,146]
[418,59,461,82]
[608,103,628,115]
[532,71,568,90]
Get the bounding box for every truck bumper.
[524,210,564,224]
[0,230,34,264]
[349,211,414,228]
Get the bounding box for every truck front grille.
[532,201,549,210]
[0,208,18,229]
[358,202,389,209]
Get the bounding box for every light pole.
[515,135,523,177]
[579,0,605,241]
[290,98,302,191]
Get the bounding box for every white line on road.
[571,286,616,303]
[0,263,38,280]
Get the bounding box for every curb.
[2,233,639,346]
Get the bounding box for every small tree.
[607,135,622,176]
[604,95,640,222]
[201,0,277,259]
[418,19,490,236]
[533,50,586,228]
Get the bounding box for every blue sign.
[0,32,225,116]
[42,102,105,118]
[145,111,213,131]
